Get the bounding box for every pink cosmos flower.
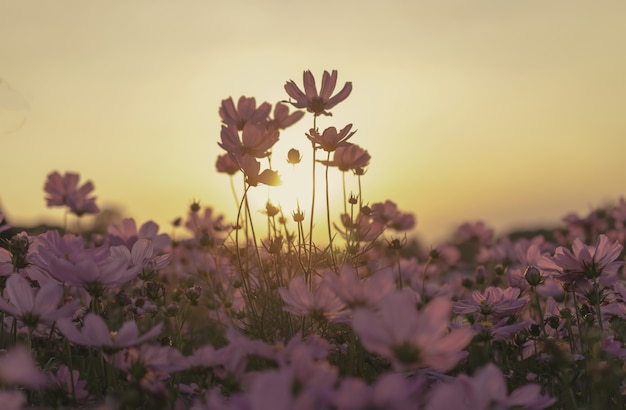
[539,234,624,284]
[371,200,416,231]
[307,124,356,152]
[352,290,474,372]
[29,230,141,291]
[246,345,338,410]
[215,153,240,176]
[0,345,48,388]
[236,154,281,187]
[0,274,79,328]
[453,286,529,320]
[44,171,99,216]
[268,102,305,130]
[56,313,163,350]
[219,96,271,130]
[317,143,371,173]
[219,123,279,159]
[426,363,555,410]
[323,264,394,309]
[107,218,171,253]
[284,70,352,116]
[278,275,346,322]
[333,373,423,410]
[336,212,386,243]
[49,365,89,403]
[110,344,188,394]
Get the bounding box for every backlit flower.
[218,123,279,159]
[284,70,352,116]
[215,153,240,175]
[219,96,271,131]
[539,234,624,284]
[318,143,370,172]
[268,102,304,130]
[237,154,281,187]
[44,171,99,216]
[453,286,529,320]
[352,290,474,372]
[307,124,356,152]
[278,275,346,322]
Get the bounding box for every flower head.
[318,143,370,172]
[44,171,99,216]
[539,234,624,284]
[219,96,271,131]
[57,313,163,350]
[284,70,352,116]
[307,124,356,152]
[0,274,79,328]
[352,290,473,372]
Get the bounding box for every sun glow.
[243,147,350,237]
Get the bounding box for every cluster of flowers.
[0,70,625,409]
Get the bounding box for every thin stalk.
[307,142,317,288]
[324,152,337,272]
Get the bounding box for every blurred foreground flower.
[426,363,555,410]
[352,290,474,372]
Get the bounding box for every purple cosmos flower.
[539,234,624,284]
[219,96,271,130]
[352,290,474,372]
[426,363,555,410]
[278,275,346,322]
[453,287,529,320]
[0,274,79,328]
[284,70,352,116]
[0,346,48,388]
[307,124,356,152]
[44,171,99,216]
[56,313,162,350]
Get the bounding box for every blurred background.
[1,0,625,245]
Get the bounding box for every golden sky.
[1,0,625,244]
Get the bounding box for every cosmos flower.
[219,123,279,159]
[0,345,48,388]
[278,275,346,322]
[426,363,555,410]
[56,313,163,350]
[371,200,416,231]
[352,290,474,372]
[0,274,79,328]
[268,102,305,130]
[110,344,188,394]
[323,264,394,309]
[107,218,171,253]
[219,96,271,131]
[284,70,352,116]
[307,124,356,152]
[236,154,281,187]
[215,153,240,175]
[539,234,624,284]
[317,143,371,172]
[43,171,99,216]
[453,287,529,320]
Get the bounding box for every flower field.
[1,70,625,409]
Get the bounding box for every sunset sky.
[1,0,625,245]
